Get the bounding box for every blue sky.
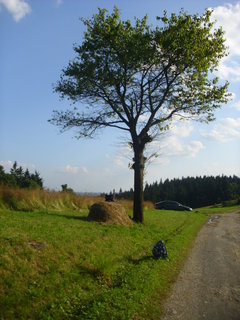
[1,0,240,193]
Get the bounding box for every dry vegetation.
[0,186,153,213]
[88,202,134,225]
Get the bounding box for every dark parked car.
[155,200,192,211]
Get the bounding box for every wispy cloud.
[0,160,13,170]
[113,145,132,169]
[211,3,240,82]
[112,121,204,171]
[201,117,240,142]
[217,60,240,82]
[0,160,36,171]
[157,136,204,158]
[64,164,79,174]
[212,3,240,57]
[0,0,31,21]
[146,121,203,160]
[170,121,194,138]
[61,164,88,175]
[82,166,88,174]
[233,100,240,111]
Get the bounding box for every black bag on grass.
[152,240,168,259]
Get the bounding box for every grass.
[0,186,103,212]
[0,186,152,213]
[0,189,239,319]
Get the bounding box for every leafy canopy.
[50,7,230,145]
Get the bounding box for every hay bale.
[88,202,133,225]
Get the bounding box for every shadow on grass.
[49,213,89,222]
[77,264,102,278]
[24,210,89,222]
[127,255,154,265]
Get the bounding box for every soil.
[161,210,240,320]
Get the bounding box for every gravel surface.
[161,210,240,320]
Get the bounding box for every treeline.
[117,175,240,208]
[0,161,43,189]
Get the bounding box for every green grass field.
[0,205,238,319]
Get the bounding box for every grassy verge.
[0,204,238,319]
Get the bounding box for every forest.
[0,162,43,189]
[117,175,240,208]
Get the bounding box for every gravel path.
[161,210,240,320]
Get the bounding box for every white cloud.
[62,164,88,175]
[217,59,240,82]
[201,117,240,142]
[65,164,79,174]
[111,121,204,171]
[211,3,240,82]
[170,121,194,138]
[228,94,240,111]
[159,136,204,158]
[0,0,31,21]
[185,140,205,157]
[82,166,88,174]
[113,157,126,168]
[212,3,240,57]
[0,160,36,171]
[0,160,13,170]
[233,101,240,111]
[113,145,132,168]
[148,120,203,159]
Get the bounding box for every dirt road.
[161,210,240,320]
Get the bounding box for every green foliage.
[50,7,230,138]
[49,7,231,222]
[0,162,43,189]
[61,184,74,193]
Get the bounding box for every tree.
[30,171,43,189]
[0,162,43,189]
[49,7,230,223]
[61,184,74,193]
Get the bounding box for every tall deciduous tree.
[49,7,230,223]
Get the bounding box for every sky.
[0,0,240,193]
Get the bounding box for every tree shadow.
[51,213,89,222]
[77,264,101,278]
[27,210,89,222]
[127,255,154,265]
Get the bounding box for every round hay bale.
[88,202,133,225]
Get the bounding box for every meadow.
[0,188,238,319]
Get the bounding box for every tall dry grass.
[0,185,153,212]
[0,186,101,211]
[0,186,154,212]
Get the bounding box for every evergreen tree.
[0,162,43,189]
[131,175,240,207]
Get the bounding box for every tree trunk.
[133,147,145,223]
